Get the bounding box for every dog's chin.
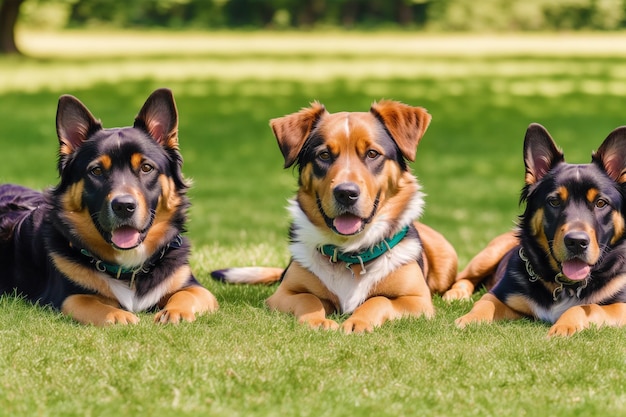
[331,213,365,236]
[109,226,144,251]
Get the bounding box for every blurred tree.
[64,0,432,29]
[4,0,625,39]
[0,0,25,54]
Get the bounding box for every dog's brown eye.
[596,199,608,208]
[318,151,331,161]
[90,167,103,177]
[141,163,154,173]
[548,197,561,207]
[366,150,380,159]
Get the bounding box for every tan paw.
[103,309,140,326]
[301,317,339,331]
[455,313,489,329]
[341,318,374,334]
[442,288,472,302]
[547,322,583,337]
[154,308,196,324]
[204,294,220,314]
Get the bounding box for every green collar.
[80,248,144,277]
[77,234,183,284]
[318,226,409,271]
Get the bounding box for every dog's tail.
[210,267,284,285]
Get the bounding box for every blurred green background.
[3,0,626,268]
[8,0,626,33]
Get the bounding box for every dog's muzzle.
[333,182,360,207]
[315,184,380,236]
[331,182,363,235]
[105,194,144,250]
[560,231,592,281]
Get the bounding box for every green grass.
[1,31,626,416]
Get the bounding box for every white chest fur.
[289,192,424,313]
[287,185,425,314]
[531,295,581,324]
[291,238,422,313]
[106,277,167,312]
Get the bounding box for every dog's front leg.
[267,289,339,330]
[342,262,434,333]
[266,263,339,330]
[455,293,524,328]
[342,294,434,334]
[548,302,626,337]
[62,294,139,326]
[155,285,219,324]
[444,232,518,301]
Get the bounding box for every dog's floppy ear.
[523,123,564,185]
[56,95,103,156]
[369,100,431,162]
[270,102,328,168]
[592,126,626,184]
[134,88,179,150]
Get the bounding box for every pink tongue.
[333,214,363,235]
[562,259,590,281]
[111,227,141,249]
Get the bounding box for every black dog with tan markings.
[0,88,218,325]
[446,124,626,336]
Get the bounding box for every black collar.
[519,247,589,300]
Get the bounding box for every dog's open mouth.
[316,192,380,237]
[333,214,364,236]
[110,226,142,250]
[561,258,591,281]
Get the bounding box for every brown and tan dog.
[212,100,457,333]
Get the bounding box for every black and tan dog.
[445,123,626,336]
[212,100,457,333]
[0,88,218,325]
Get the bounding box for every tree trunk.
[0,0,25,55]
[396,1,413,26]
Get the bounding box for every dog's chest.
[292,239,422,314]
[106,277,165,312]
[310,262,380,314]
[531,295,581,324]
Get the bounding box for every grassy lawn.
[1,31,625,416]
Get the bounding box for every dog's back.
[0,184,49,298]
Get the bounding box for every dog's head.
[51,88,188,264]
[271,100,431,241]
[521,123,626,282]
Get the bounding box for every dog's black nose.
[111,195,137,218]
[564,231,590,254]
[333,182,360,206]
